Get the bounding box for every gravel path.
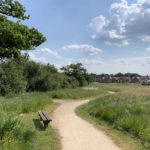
[52,99,121,150]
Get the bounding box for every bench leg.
[44,122,48,128]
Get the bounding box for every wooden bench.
[38,111,52,128]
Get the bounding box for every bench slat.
[42,111,52,121]
[38,111,47,121]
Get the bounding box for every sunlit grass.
[80,84,150,149]
[1,83,150,149]
[0,92,58,150]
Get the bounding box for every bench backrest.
[38,111,52,121]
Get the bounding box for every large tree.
[61,63,91,86]
[0,0,46,59]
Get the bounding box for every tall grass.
[0,92,53,114]
[0,92,53,150]
[0,85,108,150]
[0,83,144,149]
[49,86,108,99]
[82,93,150,148]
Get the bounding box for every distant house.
[98,76,140,83]
[101,76,112,83]
[112,77,119,83]
[131,76,140,83]
[140,75,150,84]
[118,77,131,83]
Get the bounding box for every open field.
[77,83,150,150]
[1,83,150,149]
[49,85,108,99]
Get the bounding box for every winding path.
[52,99,121,150]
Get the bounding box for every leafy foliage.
[23,61,78,92]
[0,58,93,96]
[0,59,27,96]
[0,0,46,59]
[61,63,92,86]
[0,0,29,20]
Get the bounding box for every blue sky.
[20,0,150,75]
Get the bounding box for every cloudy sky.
[21,0,150,75]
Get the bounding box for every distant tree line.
[96,73,141,78]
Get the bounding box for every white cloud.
[23,47,61,64]
[84,56,150,74]
[90,0,150,46]
[90,15,109,35]
[141,35,150,42]
[63,44,102,55]
[40,48,61,58]
[112,56,150,64]
[105,40,129,47]
[78,58,104,65]
[28,52,49,64]
[145,47,150,52]
[22,47,150,75]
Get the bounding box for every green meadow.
[77,83,150,150]
[1,83,150,149]
[0,85,108,150]
[0,92,60,150]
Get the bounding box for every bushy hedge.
[0,58,92,96]
[0,60,27,96]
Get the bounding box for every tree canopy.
[0,0,29,20]
[61,63,91,86]
[0,0,46,59]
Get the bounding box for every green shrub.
[0,60,27,96]
[0,59,93,95]
[24,61,80,92]
[0,112,18,141]
[0,118,35,150]
[61,75,80,88]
